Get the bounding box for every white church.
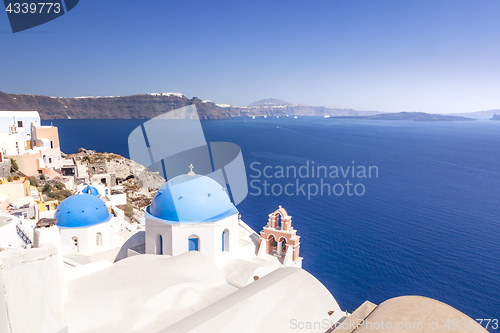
[0,166,490,333]
[144,167,240,260]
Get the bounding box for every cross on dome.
[188,163,195,175]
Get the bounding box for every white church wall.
[145,218,173,255]
[145,213,239,261]
[170,222,216,258]
[59,222,111,255]
[60,227,88,254]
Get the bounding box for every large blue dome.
[55,194,112,228]
[147,174,238,223]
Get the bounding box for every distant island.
[491,114,500,120]
[331,111,475,122]
[452,109,500,120]
[0,92,379,120]
[0,91,492,121]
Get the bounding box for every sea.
[44,117,500,330]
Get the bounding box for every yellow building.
[0,177,30,212]
[30,185,58,212]
[37,200,58,212]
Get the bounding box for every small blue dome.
[81,185,99,196]
[147,174,238,223]
[55,194,112,228]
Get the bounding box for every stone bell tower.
[257,206,302,267]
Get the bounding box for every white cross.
[188,163,195,175]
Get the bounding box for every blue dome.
[81,185,99,196]
[147,174,238,223]
[55,194,112,228]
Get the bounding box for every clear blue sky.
[1,0,499,113]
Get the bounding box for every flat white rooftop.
[0,111,40,117]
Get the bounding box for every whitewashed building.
[0,111,40,142]
[55,193,113,255]
[145,172,239,262]
[0,111,63,175]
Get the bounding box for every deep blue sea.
[45,117,500,329]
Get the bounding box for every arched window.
[269,234,277,253]
[96,232,102,246]
[277,237,287,255]
[222,229,229,252]
[72,236,79,252]
[156,234,163,255]
[188,235,199,252]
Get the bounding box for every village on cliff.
[0,111,489,333]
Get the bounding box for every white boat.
[252,116,255,119]
[324,115,330,118]
[294,116,298,119]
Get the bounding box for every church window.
[72,236,79,252]
[156,234,163,255]
[188,235,199,251]
[222,229,229,252]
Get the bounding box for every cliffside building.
[0,111,40,143]
[0,111,63,176]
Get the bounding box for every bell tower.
[257,206,301,267]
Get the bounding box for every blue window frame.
[156,234,163,255]
[188,236,199,251]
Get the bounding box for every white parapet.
[0,244,68,333]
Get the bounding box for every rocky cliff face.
[67,149,165,222]
[68,149,165,191]
[0,91,230,119]
[0,91,379,119]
